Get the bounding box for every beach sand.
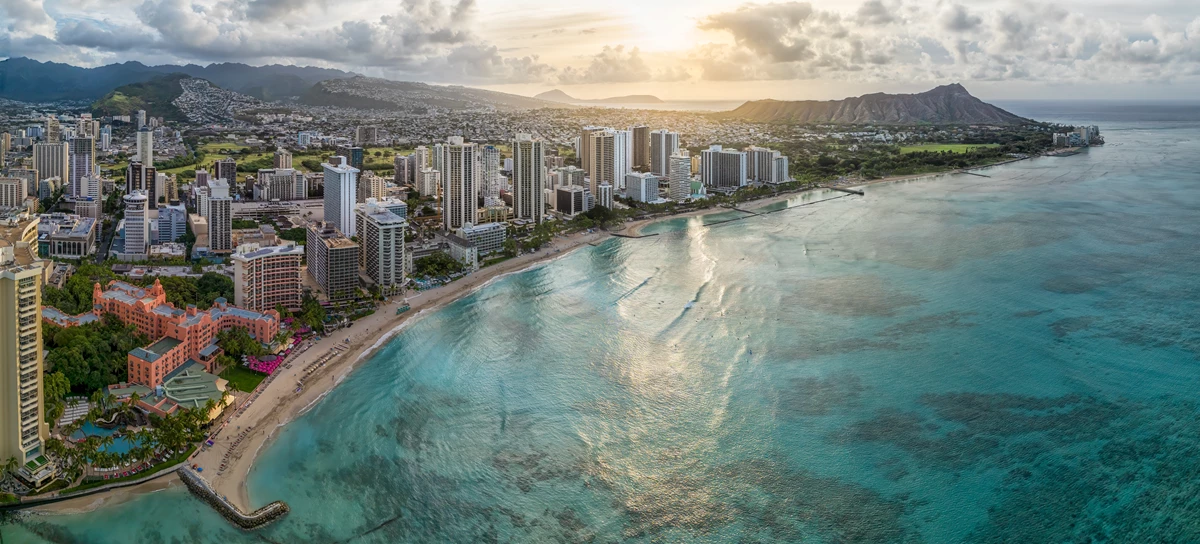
[188,228,606,511]
[32,164,1007,515]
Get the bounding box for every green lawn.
[899,144,1001,154]
[198,141,249,154]
[219,365,268,392]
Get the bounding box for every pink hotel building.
[89,280,280,387]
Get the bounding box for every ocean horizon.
[7,104,1200,542]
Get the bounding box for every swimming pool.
[71,422,137,455]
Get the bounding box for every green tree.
[43,371,70,423]
[217,327,268,358]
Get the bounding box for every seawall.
[176,467,289,530]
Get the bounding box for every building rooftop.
[0,213,41,268]
[42,307,100,327]
[232,243,305,261]
[146,336,183,357]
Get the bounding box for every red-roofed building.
[89,279,280,387]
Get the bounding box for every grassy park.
[899,143,1001,154]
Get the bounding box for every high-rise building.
[136,127,154,167]
[0,178,27,208]
[273,149,292,169]
[323,157,360,237]
[597,182,614,210]
[625,172,660,203]
[45,117,61,143]
[393,154,410,185]
[6,169,37,200]
[355,199,407,294]
[32,142,67,186]
[432,143,445,174]
[123,191,150,257]
[511,134,546,224]
[231,243,305,312]
[441,137,479,232]
[126,162,159,205]
[0,132,9,167]
[413,146,430,170]
[555,185,589,216]
[67,136,94,197]
[456,222,506,256]
[355,126,379,146]
[136,110,147,129]
[208,179,233,253]
[157,202,188,243]
[0,215,50,476]
[553,166,586,189]
[336,145,365,171]
[701,145,748,189]
[481,145,502,205]
[668,151,691,201]
[632,126,651,170]
[417,168,440,198]
[212,157,237,194]
[544,154,565,171]
[579,126,606,178]
[306,222,359,301]
[649,130,680,177]
[374,197,408,218]
[254,169,306,201]
[357,170,384,203]
[588,129,631,194]
[773,153,790,183]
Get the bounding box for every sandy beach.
[32,228,608,515]
[31,162,1017,516]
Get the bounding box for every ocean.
[7,103,1200,542]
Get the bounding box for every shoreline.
[620,154,1046,236]
[34,228,609,515]
[30,152,1047,517]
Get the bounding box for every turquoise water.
[69,423,135,455]
[9,117,1200,542]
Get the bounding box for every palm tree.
[3,456,19,477]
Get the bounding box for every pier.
[828,187,865,196]
[177,467,290,530]
[961,171,991,178]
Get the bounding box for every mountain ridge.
[723,84,1029,125]
[0,57,355,102]
[304,77,571,112]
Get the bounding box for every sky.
[2,0,1199,101]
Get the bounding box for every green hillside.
[91,73,190,122]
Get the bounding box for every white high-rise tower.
[441,137,479,232]
[511,134,546,224]
[323,156,360,237]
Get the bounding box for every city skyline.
[1,0,1198,100]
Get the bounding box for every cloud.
[855,0,896,26]
[8,0,1200,90]
[941,5,982,32]
[557,45,689,84]
[55,20,157,52]
[689,0,1200,85]
[699,2,819,62]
